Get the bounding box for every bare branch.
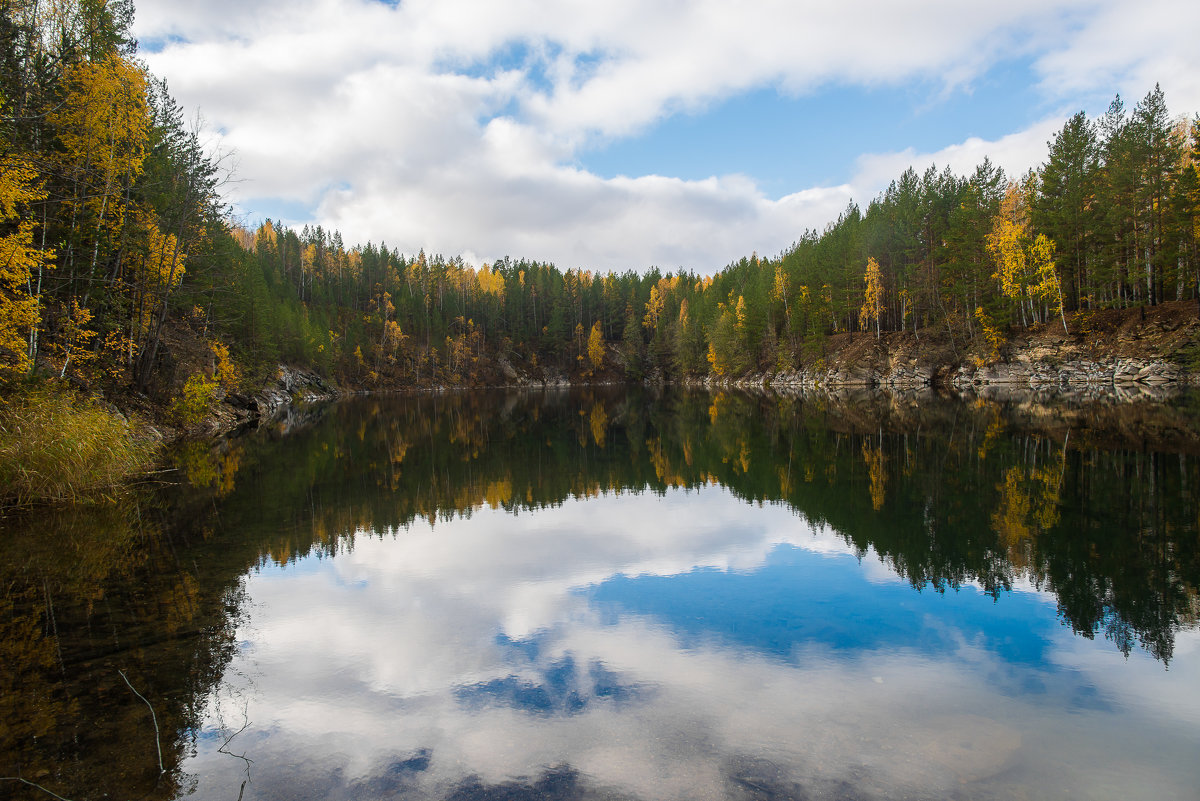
[0,777,76,801]
[118,669,165,775]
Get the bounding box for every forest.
[1,0,1199,425]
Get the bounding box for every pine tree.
[1131,85,1176,305]
[1034,112,1098,310]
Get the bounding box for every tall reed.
[0,385,159,507]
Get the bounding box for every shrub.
[974,306,1007,363]
[171,372,219,428]
[0,384,158,507]
[211,339,241,390]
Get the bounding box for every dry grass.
[0,384,160,507]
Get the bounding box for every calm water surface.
[3,388,1200,800]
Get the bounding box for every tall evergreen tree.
[1034,112,1099,310]
[1131,84,1176,305]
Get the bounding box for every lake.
[3,387,1200,800]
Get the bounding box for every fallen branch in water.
[218,719,255,771]
[218,710,255,801]
[3,673,170,800]
[118,669,165,775]
[0,776,76,801]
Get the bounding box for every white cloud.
[132,0,1200,272]
[850,115,1067,195]
[517,0,1079,143]
[1049,626,1200,723]
[318,164,853,269]
[1034,0,1200,114]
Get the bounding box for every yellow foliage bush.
[171,372,218,428]
[210,340,240,390]
[974,307,1006,362]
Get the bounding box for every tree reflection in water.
[1,386,1198,800]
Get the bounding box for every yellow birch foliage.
[476,263,505,299]
[128,205,186,338]
[51,53,149,234]
[991,464,1061,568]
[1028,234,1066,327]
[98,330,135,383]
[302,243,317,278]
[0,152,51,376]
[989,226,1026,301]
[381,319,406,364]
[643,284,665,332]
[987,183,1033,303]
[210,340,240,390]
[172,372,218,427]
[52,300,98,379]
[859,256,884,337]
[987,181,1065,330]
[134,207,185,288]
[973,306,1006,363]
[589,402,608,448]
[255,219,278,253]
[230,225,255,250]
[771,264,789,304]
[706,342,721,375]
[587,321,604,370]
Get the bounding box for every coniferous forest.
[1,1,1199,447]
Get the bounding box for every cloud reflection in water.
[182,486,1200,801]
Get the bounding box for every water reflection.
[2,387,1199,800]
[183,388,1200,662]
[0,502,238,800]
[185,491,1200,800]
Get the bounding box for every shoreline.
[164,300,1200,440]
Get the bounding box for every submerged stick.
[0,777,76,801]
[118,670,165,775]
[218,719,255,772]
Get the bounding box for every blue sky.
[133,0,1200,273]
[578,69,1052,192]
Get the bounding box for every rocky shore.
[690,301,1199,397]
[738,355,1185,391]
[187,302,1198,439]
[687,354,1187,396]
[203,364,341,437]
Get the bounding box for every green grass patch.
[0,384,160,508]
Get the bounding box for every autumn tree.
[0,148,51,376]
[587,320,604,372]
[859,257,884,338]
[49,52,149,300]
[706,297,751,376]
[988,181,1067,332]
